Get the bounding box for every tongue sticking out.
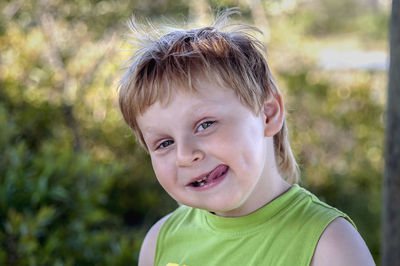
[191,165,228,187]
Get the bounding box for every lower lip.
[188,166,229,191]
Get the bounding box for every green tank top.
[155,184,355,266]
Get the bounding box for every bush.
[0,97,143,265]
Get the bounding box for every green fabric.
[155,185,355,266]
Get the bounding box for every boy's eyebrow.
[139,131,165,147]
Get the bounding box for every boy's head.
[119,10,299,183]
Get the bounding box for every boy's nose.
[176,140,205,167]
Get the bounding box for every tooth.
[192,175,209,187]
[197,176,206,183]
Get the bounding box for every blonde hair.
[118,9,299,183]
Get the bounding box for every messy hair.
[118,9,299,183]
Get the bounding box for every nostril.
[193,150,205,161]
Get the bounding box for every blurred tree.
[188,0,211,25]
[242,0,270,42]
[382,0,400,265]
[35,0,118,151]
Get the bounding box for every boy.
[118,10,375,266]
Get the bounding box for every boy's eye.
[158,140,174,149]
[197,121,214,132]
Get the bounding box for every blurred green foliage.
[0,0,387,264]
[0,90,144,265]
[283,70,384,260]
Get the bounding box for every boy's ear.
[262,91,285,137]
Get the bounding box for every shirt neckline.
[201,184,302,232]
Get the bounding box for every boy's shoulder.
[294,186,375,265]
[311,217,376,266]
[138,206,192,266]
[138,213,172,266]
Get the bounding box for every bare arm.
[311,217,375,266]
[138,214,171,266]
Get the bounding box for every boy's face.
[137,78,280,217]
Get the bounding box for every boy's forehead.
[136,76,261,127]
[137,81,241,122]
[143,85,230,113]
[145,76,230,107]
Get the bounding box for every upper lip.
[185,164,227,186]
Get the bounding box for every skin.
[136,79,375,266]
[137,82,288,218]
[310,217,375,266]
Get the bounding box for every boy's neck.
[213,177,291,218]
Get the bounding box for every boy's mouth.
[188,165,229,188]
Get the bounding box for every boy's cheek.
[151,159,175,183]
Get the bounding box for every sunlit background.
[0,0,389,264]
